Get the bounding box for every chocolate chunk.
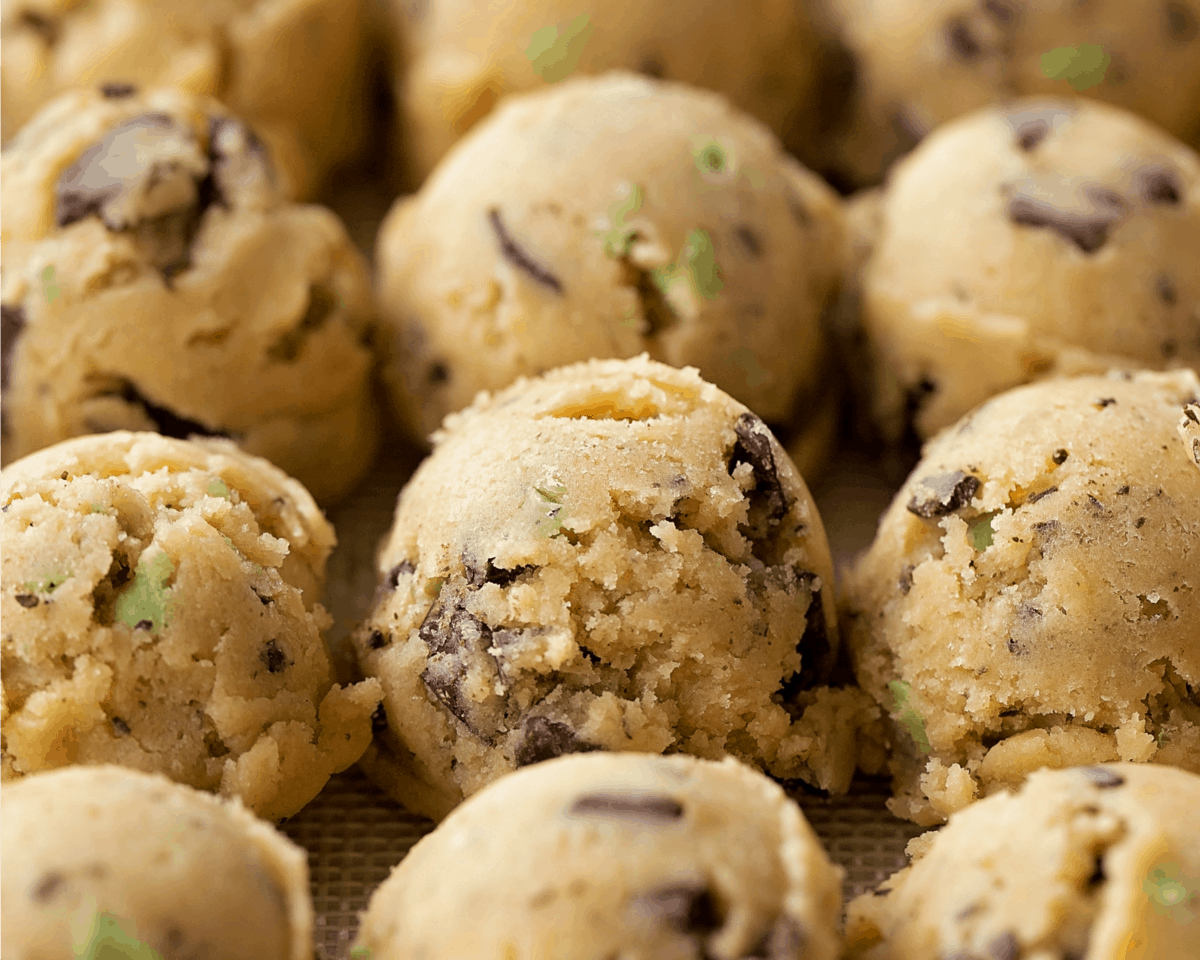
[1015,119,1050,151]
[368,629,388,650]
[32,872,65,903]
[728,413,789,532]
[1053,449,1070,465]
[111,716,130,736]
[105,379,228,440]
[100,82,137,99]
[1157,274,1178,304]
[483,560,536,588]
[1117,485,1131,495]
[1087,854,1107,887]
[15,593,39,608]
[487,208,563,293]
[371,702,389,736]
[259,639,289,674]
[945,17,982,59]
[629,883,722,933]
[267,283,339,362]
[639,56,665,78]
[1006,637,1028,656]
[898,564,915,595]
[735,225,763,257]
[906,471,980,518]
[746,916,807,960]
[1087,494,1105,512]
[1007,190,1125,254]
[134,619,152,630]
[1094,397,1117,408]
[1166,1,1199,40]
[621,258,677,337]
[1136,165,1182,205]
[1027,485,1058,503]
[779,578,833,701]
[427,362,449,384]
[1136,516,1147,528]
[567,792,684,824]
[1082,766,1124,788]
[1,304,26,390]
[419,598,502,735]
[513,716,597,767]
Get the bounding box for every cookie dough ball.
[0,0,370,198]
[845,763,1200,960]
[859,98,1200,442]
[358,752,844,960]
[391,0,824,182]
[352,356,872,821]
[842,370,1200,825]
[818,0,1200,187]
[377,72,846,466]
[0,86,378,503]
[2,765,312,960]
[0,432,383,821]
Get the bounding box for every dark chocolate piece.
[1087,854,1107,888]
[1006,637,1028,656]
[371,702,388,736]
[898,564,915,595]
[945,17,982,59]
[1015,120,1050,151]
[427,362,449,384]
[419,605,492,730]
[267,283,339,362]
[482,560,536,588]
[19,10,57,43]
[15,594,39,608]
[111,716,131,736]
[1,304,25,390]
[134,619,153,630]
[100,82,137,99]
[1007,190,1125,254]
[1027,485,1058,504]
[368,629,388,650]
[779,576,833,700]
[32,872,65,903]
[906,471,980,518]
[259,639,289,674]
[728,413,789,532]
[1081,766,1124,788]
[639,56,665,78]
[567,792,684,824]
[104,379,228,440]
[735,225,762,258]
[1053,449,1070,465]
[629,883,722,933]
[487,208,563,293]
[1166,1,1199,40]
[513,716,597,767]
[1136,165,1182,205]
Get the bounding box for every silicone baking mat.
[282,164,928,957]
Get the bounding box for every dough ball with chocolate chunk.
[815,0,1200,188]
[352,356,873,821]
[845,764,1200,960]
[0,0,371,198]
[0,432,383,821]
[391,0,824,182]
[858,98,1200,441]
[357,752,844,960]
[0,86,378,502]
[1,765,313,960]
[842,371,1200,826]
[377,72,846,475]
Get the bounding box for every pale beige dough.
[842,370,1200,825]
[357,752,844,960]
[845,763,1200,960]
[859,98,1200,441]
[0,85,378,503]
[1,764,313,960]
[351,356,874,821]
[1,432,383,820]
[376,72,846,472]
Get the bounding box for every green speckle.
[968,512,999,551]
[1041,43,1110,90]
[620,306,639,328]
[22,566,71,595]
[89,503,108,514]
[729,347,769,388]
[78,911,164,960]
[350,948,372,960]
[526,15,593,83]
[534,485,567,504]
[888,680,931,755]
[534,484,568,538]
[1143,863,1199,921]
[206,478,229,499]
[693,140,728,176]
[113,551,176,634]
[680,229,723,299]
[42,264,61,304]
[425,577,445,599]
[599,182,645,260]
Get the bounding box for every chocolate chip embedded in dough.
[1081,766,1125,788]
[944,17,983,59]
[371,702,389,736]
[1165,1,1199,40]
[628,882,722,933]
[566,792,684,824]
[100,82,137,99]
[513,716,598,767]
[1136,165,1183,205]
[487,208,563,293]
[906,471,981,518]
[259,639,290,674]
[14,594,39,608]
[728,413,789,534]
[735,225,763,258]
[2,304,26,390]
[1006,189,1126,254]
[103,379,230,440]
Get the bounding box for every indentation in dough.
[546,392,660,421]
[619,258,677,338]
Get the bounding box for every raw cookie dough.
[816,0,1200,188]
[376,71,846,472]
[858,97,1200,442]
[1,0,371,198]
[842,370,1200,825]
[0,85,378,503]
[352,355,873,821]
[390,0,824,182]
[357,752,844,960]
[1,431,383,821]
[1,764,312,960]
[845,763,1200,960]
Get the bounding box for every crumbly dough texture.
[845,763,1200,960]
[377,71,846,458]
[0,85,378,502]
[817,0,1200,187]
[842,371,1200,825]
[860,98,1200,441]
[0,0,370,198]
[0,432,383,821]
[357,752,844,960]
[352,356,874,821]
[390,0,823,181]
[1,764,313,960]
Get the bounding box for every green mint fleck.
[350,948,372,960]
[651,229,724,302]
[113,551,176,634]
[968,512,999,551]
[729,346,769,388]
[535,485,566,504]
[42,264,61,304]
[620,306,639,328]
[888,680,931,754]
[89,503,108,514]
[534,484,568,538]
[22,568,71,594]
[693,140,728,176]
[78,911,164,960]
[526,14,593,83]
[1143,863,1198,921]
[1041,44,1110,90]
[1157,728,1170,747]
[206,478,229,499]
[599,182,645,259]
